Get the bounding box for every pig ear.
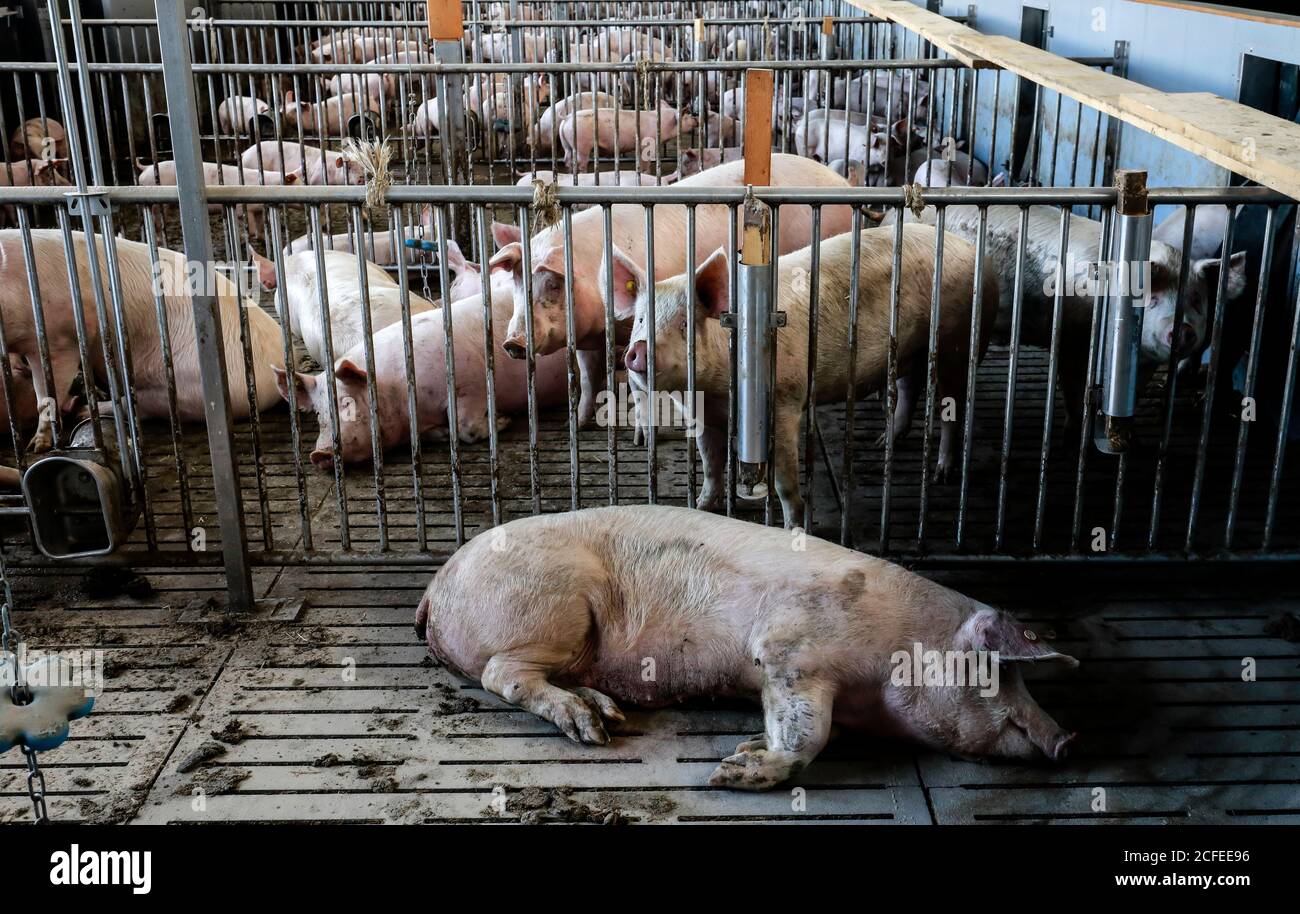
[272,365,315,411]
[488,241,522,276]
[533,245,567,280]
[599,246,646,320]
[694,248,731,320]
[334,358,367,382]
[492,220,522,249]
[890,118,910,145]
[1195,251,1248,302]
[443,239,466,272]
[958,608,1079,667]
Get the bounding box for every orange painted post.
[741,68,774,266]
[427,0,464,41]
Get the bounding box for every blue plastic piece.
[0,654,96,753]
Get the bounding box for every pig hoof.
[708,749,793,792]
[734,733,767,753]
[572,687,625,725]
[932,462,953,485]
[27,397,57,454]
[496,416,513,432]
[547,691,610,745]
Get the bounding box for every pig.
[0,355,40,435]
[136,159,301,238]
[274,274,579,467]
[9,117,69,162]
[325,73,389,112]
[216,95,271,135]
[719,87,805,134]
[699,111,738,147]
[806,70,930,120]
[911,149,993,188]
[282,91,377,136]
[1,158,72,227]
[281,206,474,280]
[0,230,283,422]
[620,224,998,527]
[531,92,620,150]
[404,99,441,138]
[558,104,698,172]
[490,155,857,392]
[415,503,1078,789]
[665,146,742,180]
[793,109,914,178]
[930,205,1248,435]
[828,158,867,187]
[239,141,364,186]
[1152,204,1240,261]
[280,249,435,366]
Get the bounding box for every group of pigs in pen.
[0,11,1256,789]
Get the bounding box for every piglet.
[415,504,1079,790]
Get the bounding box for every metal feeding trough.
[21,411,140,559]
[347,112,380,143]
[246,112,276,140]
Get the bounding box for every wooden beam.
[848,0,995,68]
[847,0,1300,199]
[427,0,463,42]
[741,68,774,265]
[950,33,1300,200]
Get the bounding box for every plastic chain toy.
[0,652,96,753]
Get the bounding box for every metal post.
[154,0,255,611]
[733,70,778,477]
[1095,169,1151,455]
[430,0,470,242]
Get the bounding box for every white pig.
[620,224,998,526]
[558,104,699,172]
[280,249,436,366]
[0,230,283,421]
[217,95,271,134]
[415,504,1078,790]
[1,158,72,227]
[932,205,1248,435]
[283,91,377,135]
[490,154,857,374]
[136,159,302,237]
[532,92,619,150]
[239,141,364,186]
[274,273,576,467]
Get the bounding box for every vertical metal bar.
[994,206,1030,551]
[393,205,429,550]
[155,0,255,609]
[1033,208,1071,551]
[1225,206,1278,550]
[954,206,987,549]
[1262,220,1300,551]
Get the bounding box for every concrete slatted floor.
[2,564,1297,824]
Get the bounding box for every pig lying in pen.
[0,230,284,422]
[415,504,1078,791]
[279,249,438,366]
[619,223,999,528]
[275,274,581,468]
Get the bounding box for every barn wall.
[901,0,1300,201]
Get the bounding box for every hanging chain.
[2,549,50,824]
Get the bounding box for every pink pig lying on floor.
[274,274,583,469]
[416,504,1080,791]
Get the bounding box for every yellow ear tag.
[626,280,636,293]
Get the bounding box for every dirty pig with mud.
[415,505,1078,791]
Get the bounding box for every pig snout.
[1166,322,1198,352]
[625,339,648,374]
[309,449,334,470]
[502,337,528,360]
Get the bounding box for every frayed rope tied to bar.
[902,183,927,220]
[342,138,392,211]
[635,56,655,109]
[530,178,561,233]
